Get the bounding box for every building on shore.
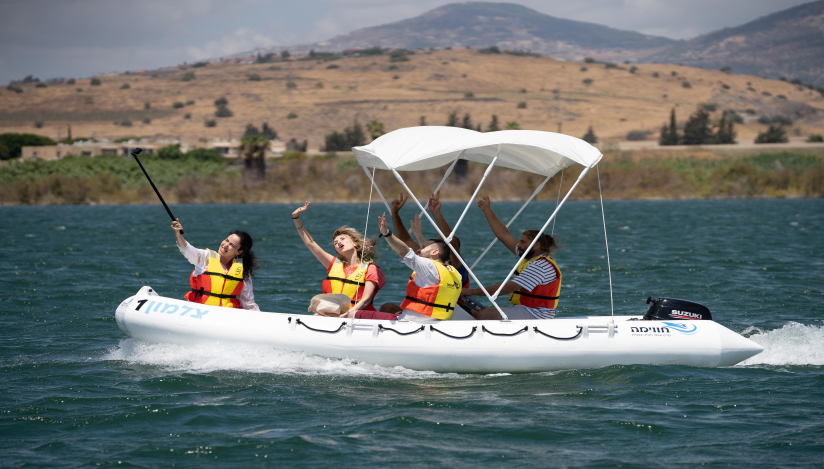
[20,138,285,162]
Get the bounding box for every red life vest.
[509,256,562,309]
[184,249,244,308]
[321,259,377,311]
[400,261,462,320]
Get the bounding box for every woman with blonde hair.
[292,202,385,316]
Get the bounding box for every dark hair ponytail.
[230,230,258,280]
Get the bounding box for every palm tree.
[241,135,268,180]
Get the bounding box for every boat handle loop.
[533,326,583,340]
[378,324,425,336]
[482,325,528,337]
[295,318,347,334]
[430,325,477,339]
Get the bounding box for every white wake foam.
[739,322,824,366]
[104,339,461,379]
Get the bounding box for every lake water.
[1,199,823,467]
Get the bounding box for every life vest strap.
[511,290,559,301]
[403,295,454,312]
[325,275,368,286]
[191,289,239,300]
[202,272,244,282]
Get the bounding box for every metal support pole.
[446,145,499,242]
[391,168,510,320]
[491,166,591,300]
[470,172,552,270]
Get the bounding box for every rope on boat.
[552,168,564,235]
[533,326,583,340]
[295,318,347,334]
[482,325,528,337]
[430,325,477,339]
[596,164,615,317]
[378,324,425,336]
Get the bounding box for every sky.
[0,0,813,85]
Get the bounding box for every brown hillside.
[2,49,823,149]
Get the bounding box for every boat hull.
[115,287,763,373]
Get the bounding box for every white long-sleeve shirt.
[398,248,444,322]
[178,241,260,311]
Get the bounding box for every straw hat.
[308,293,352,316]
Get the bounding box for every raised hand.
[477,196,491,213]
[378,212,389,236]
[292,201,310,218]
[428,190,442,214]
[171,218,183,232]
[390,193,408,213]
[410,214,422,237]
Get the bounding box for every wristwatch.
[379,229,392,238]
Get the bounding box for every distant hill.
[242,2,674,62]
[642,0,824,85]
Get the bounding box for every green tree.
[366,120,386,140]
[446,111,459,127]
[505,121,521,130]
[261,123,277,140]
[716,112,737,144]
[344,121,366,147]
[582,126,597,144]
[241,135,268,179]
[186,148,224,162]
[659,108,680,146]
[0,133,57,160]
[157,144,184,160]
[487,115,500,132]
[215,105,233,117]
[244,124,261,138]
[682,108,714,145]
[755,125,788,144]
[461,113,473,130]
[419,116,427,126]
[324,131,348,152]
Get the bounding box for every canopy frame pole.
[470,172,553,270]
[597,165,615,318]
[552,168,564,235]
[446,145,500,242]
[491,166,591,301]
[362,165,392,213]
[390,168,509,320]
[419,153,462,218]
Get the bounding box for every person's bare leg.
[379,303,403,314]
[471,307,502,320]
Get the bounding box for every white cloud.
[186,28,277,60]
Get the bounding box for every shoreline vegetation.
[1,148,822,205]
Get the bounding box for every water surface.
[1,200,823,467]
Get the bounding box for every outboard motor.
[644,297,712,321]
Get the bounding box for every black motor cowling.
[643,297,712,321]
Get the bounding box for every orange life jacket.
[322,259,377,311]
[184,249,244,308]
[400,261,462,320]
[509,256,562,309]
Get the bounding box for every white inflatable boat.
[115,127,763,372]
[115,286,762,373]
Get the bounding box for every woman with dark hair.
[461,196,561,320]
[292,202,385,316]
[171,218,260,311]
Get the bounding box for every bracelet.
[379,229,392,238]
[292,216,299,219]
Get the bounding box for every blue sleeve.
[457,264,469,288]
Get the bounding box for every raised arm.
[171,218,186,248]
[379,212,412,258]
[292,202,335,267]
[478,196,518,255]
[428,191,461,267]
[390,193,419,250]
[409,214,427,247]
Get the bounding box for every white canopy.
[352,126,602,176]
